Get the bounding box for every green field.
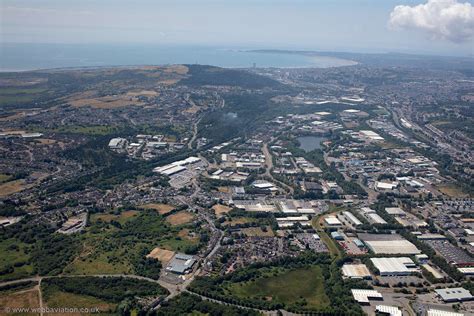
[227,266,330,309]
[0,174,12,184]
[0,239,34,281]
[44,289,116,314]
[52,125,119,135]
[65,210,202,276]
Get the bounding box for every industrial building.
[351,289,383,304]
[342,211,362,226]
[435,287,473,303]
[342,264,371,279]
[166,253,196,275]
[427,309,464,316]
[385,207,406,217]
[375,305,402,316]
[108,137,127,150]
[370,257,418,276]
[457,267,474,276]
[324,216,342,227]
[276,215,311,228]
[358,233,421,255]
[153,156,201,176]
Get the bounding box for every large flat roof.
[351,289,382,303]
[342,264,371,278]
[435,287,473,302]
[358,234,420,254]
[371,257,417,274]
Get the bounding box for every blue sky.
[1,0,473,56]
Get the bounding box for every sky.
[1,0,473,56]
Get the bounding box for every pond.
[297,136,327,152]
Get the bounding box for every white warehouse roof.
[375,305,402,316]
[351,289,382,303]
[427,309,464,316]
[342,264,371,279]
[371,257,417,275]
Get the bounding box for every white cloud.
[389,0,474,43]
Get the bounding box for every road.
[262,143,294,195]
[188,115,202,150]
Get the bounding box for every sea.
[0,43,357,72]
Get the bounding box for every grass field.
[90,210,139,225]
[0,288,40,315]
[223,217,254,227]
[227,266,329,309]
[44,289,116,314]
[50,125,119,135]
[166,211,195,226]
[241,226,274,237]
[0,173,12,184]
[140,203,175,215]
[0,239,34,281]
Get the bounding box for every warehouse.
[324,216,342,227]
[435,287,473,303]
[342,211,362,226]
[427,309,464,316]
[371,257,418,276]
[375,305,402,316]
[367,212,387,225]
[166,253,196,275]
[358,233,421,255]
[385,207,406,217]
[351,289,383,304]
[342,264,371,279]
[457,267,474,276]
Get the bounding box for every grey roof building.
[435,287,473,302]
[166,253,196,275]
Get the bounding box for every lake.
[0,43,357,72]
[297,136,327,152]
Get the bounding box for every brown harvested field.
[184,104,200,114]
[217,186,230,193]
[0,111,26,122]
[125,90,158,97]
[140,203,175,215]
[0,179,26,197]
[0,288,40,315]
[166,211,195,226]
[212,204,232,216]
[241,226,274,237]
[146,247,175,264]
[438,184,470,198]
[161,65,188,75]
[35,138,56,145]
[68,94,145,109]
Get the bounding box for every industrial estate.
[0,51,473,316]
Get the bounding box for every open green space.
[227,266,330,309]
[45,125,120,136]
[42,276,168,314]
[43,289,117,314]
[0,173,12,184]
[65,210,204,277]
[0,238,34,281]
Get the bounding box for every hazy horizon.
[1,0,474,58]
